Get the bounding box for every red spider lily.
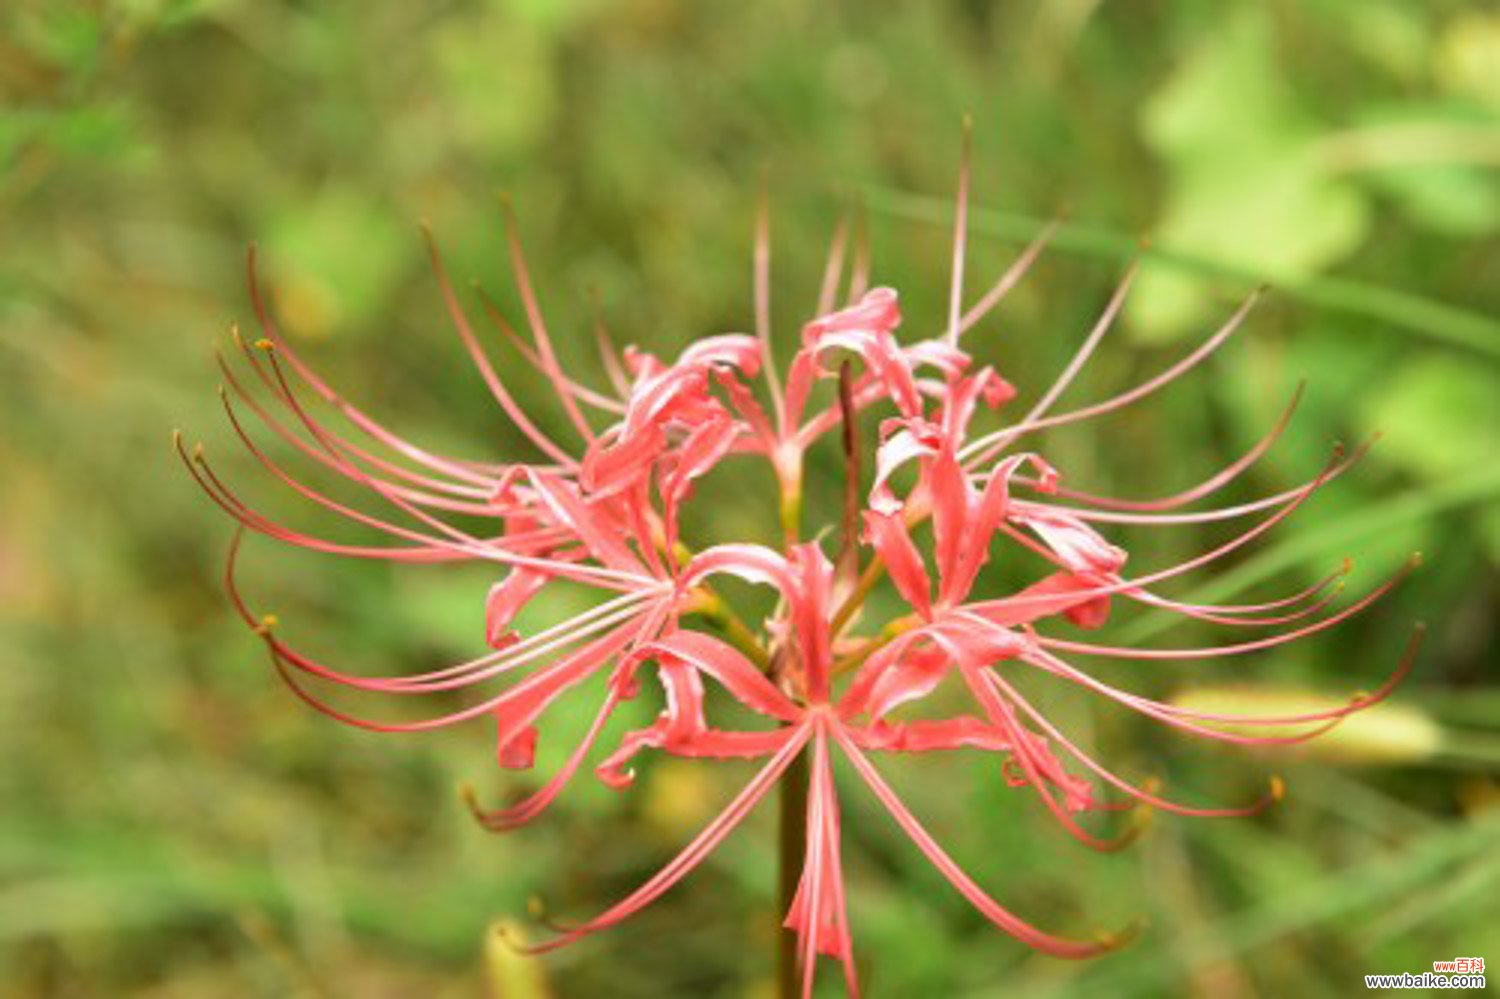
[181,139,1421,997]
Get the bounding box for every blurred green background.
[3,1,1498,996]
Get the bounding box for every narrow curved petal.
[645,631,802,721]
[485,568,551,649]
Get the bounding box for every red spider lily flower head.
[181,136,1422,997]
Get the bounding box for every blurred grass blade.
[1038,807,1500,999]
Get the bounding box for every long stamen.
[996,508,1351,629]
[247,246,500,485]
[847,201,870,303]
[987,670,1281,818]
[755,180,787,429]
[591,290,632,398]
[946,652,1139,852]
[1159,563,1349,614]
[944,116,973,350]
[498,200,598,445]
[224,531,665,694]
[1036,556,1417,660]
[954,216,1061,339]
[263,613,642,735]
[1120,572,1346,627]
[231,322,498,495]
[466,681,628,831]
[1018,648,1345,746]
[1024,636,1418,734]
[192,405,639,587]
[261,584,656,698]
[1025,436,1374,527]
[228,328,501,500]
[832,723,1125,957]
[519,724,812,955]
[966,444,1345,620]
[1010,383,1305,513]
[179,433,573,566]
[220,351,499,514]
[425,225,583,466]
[816,209,851,317]
[961,288,1264,468]
[220,386,509,549]
[261,346,657,588]
[179,435,462,561]
[476,287,626,414]
[1014,262,1138,430]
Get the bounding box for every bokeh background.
[3,1,1498,996]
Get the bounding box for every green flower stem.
[688,589,771,670]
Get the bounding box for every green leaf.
[1132,8,1370,341]
[1437,12,1500,111]
[266,192,407,340]
[1365,161,1500,236]
[1358,355,1500,481]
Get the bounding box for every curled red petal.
[485,568,551,649]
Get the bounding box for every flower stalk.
[777,750,811,999]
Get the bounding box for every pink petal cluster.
[181,159,1419,996]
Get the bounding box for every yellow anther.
[679,587,716,617]
[1096,916,1146,949]
[255,613,278,635]
[255,338,274,351]
[1269,774,1286,801]
[457,781,488,819]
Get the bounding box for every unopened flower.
[181,143,1420,997]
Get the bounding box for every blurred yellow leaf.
[643,757,721,840]
[484,919,552,999]
[1170,686,1443,765]
[1134,8,1368,341]
[1437,12,1500,110]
